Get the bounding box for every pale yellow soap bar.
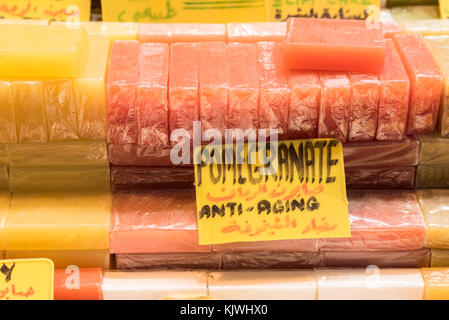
[392,6,440,22]
[422,268,449,300]
[403,20,449,36]
[417,189,449,248]
[3,191,111,251]
[8,166,110,192]
[431,249,449,267]
[8,140,108,167]
[12,81,47,142]
[0,19,49,26]
[0,81,17,143]
[0,191,10,250]
[6,250,111,269]
[0,25,89,78]
[51,22,137,42]
[75,35,110,139]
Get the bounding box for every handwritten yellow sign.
[0,0,91,21]
[439,0,449,19]
[194,139,350,245]
[268,0,380,21]
[0,258,54,300]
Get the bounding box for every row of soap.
[55,268,449,300]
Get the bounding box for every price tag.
[440,0,449,18]
[0,258,54,300]
[194,139,351,245]
[0,0,91,21]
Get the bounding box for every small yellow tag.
[194,139,351,245]
[0,0,91,21]
[0,258,54,300]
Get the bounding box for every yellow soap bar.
[6,250,111,269]
[0,25,89,78]
[3,191,111,251]
[8,166,110,192]
[12,81,47,142]
[0,145,7,190]
[43,79,78,141]
[417,189,449,248]
[8,140,108,168]
[0,81,17,143]
[403,20,449,36]
[422,268,449,300]
[75,35,110,139]
[0,191,10,250]
[392,6,440,22]
[0,19,49,26]
[431,249,449,267]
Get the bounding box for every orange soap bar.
[318,72,350,142]
[288,71,320,139]
[106,40,139,144]
[348,72,380,142]
[422,268,449,300]
[138,23,226,43]
[110,190,210,254]
[227,22,286,42]
[393,34,443,135]
[257,42,289,139]
[284,18,386,72]
[169,43,199,137]
[377,39,410,141]
[54,268,103,300]
[227,42,259,139]
[199,41,228,136]
[137,43,169,146]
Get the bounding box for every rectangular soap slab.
[221,252,323,269]
[345,166,416,189]
[227,22,286,42]
[416,165,449,188]
[402,19,449,36]
[0,81,16,143]
[284,18,386,72]
[418,134,449,165]
[0,25,88,78]
[431,249,449,267]
[422,268,449,300]
[116,253,222,270]
[138,23,226,43]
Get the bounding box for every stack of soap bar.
[0,145,7,190]
[402,20,449,36]
[102,271,208,300]
[320,190,426,251]
[416,135,449,188]
[391,5,440,22]
[208,271,316,300]
[431,249,449,267]
[315,268,424,300]
[422,268,449,300]
[393,33,443,134]
[7,141,110,192]
[417,189,449,248]
[0,25,88,78]
[226,22,286,42]
[54,268,103,300]
[284,18,386,72]
[138,23,226,43]
[2,192,111,268]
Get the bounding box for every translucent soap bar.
[138,23,225,43]
[402,20,449,36]
[345,166,416,189]
[0,25,88,78]
[416,165,449,188]
[380,9,401,38]
[391,5,440,22]
[226,22,286,42]
[54,268,103,300]
[221,252,323,269]
[83,22,137,41]
[208,271,316,300]
[102,271,208,300]
[3,191,111,250]
[431,249,449,267]
[0,81,16,143]
[422,268,449,300]
[116,253,222,270]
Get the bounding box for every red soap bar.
[106,40,139,144]
[169,43,199,137]
[284,18,386,72]
[137,43,169,146]
[54,268,103,300]
[110,190,211,254]
[199,41,228,136]
[257,42,289,139]
[288,70,320,139]
[377,39,410,141]
[348,72,380,142]
[318,72,350,142]
[393,33,443,135]
[227,42,259,139]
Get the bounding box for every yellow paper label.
[0,258,54,300]
[101,0,267,23]
[194,139,351,245]
[268,0,380,21]
[0,0,91,21]
[439,1,449,19]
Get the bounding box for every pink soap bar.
[393,34,443,134]
[199,41,228,136]
[138,23,226,43]
[110,190,211,254]
[377,39,410,141]
[345,166,416,189]
[348,72,380,142]
[227,22,286,42]
[222,252,323,269]
[318,72,350,142]
[137,43,169,146]
[256,42,289,139]
[288,70,320,139]
[227,42,259,139]
[319,190,426,251]
[106,40,139,144]
[169,43,199,137]
[284,18,386,72]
